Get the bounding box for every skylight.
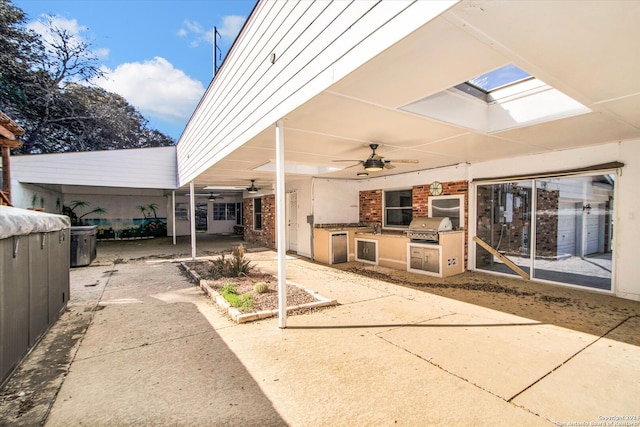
[400,63,591,133]
[467,64,532,93]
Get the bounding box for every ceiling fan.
[184,192,225,201]
[332,144,419,171]
[246,179,260,194]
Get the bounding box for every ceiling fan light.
[247,187,258,194]
[363,159,384,171]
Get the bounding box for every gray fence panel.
[28,233,50,347]
[48,229,70,323]
[0,236,30,382]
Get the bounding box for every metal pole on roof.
[213,27,221,77]
[276,120,287,328]
[189,181,196,260]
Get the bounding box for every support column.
[189,181,196,260]
[172,190,176,245]
[1,146,11,201]
[276,120,287,328]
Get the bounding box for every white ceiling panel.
[497,112,640,150]
[178,1,640,191]
[329,17,508,108]
[447,1,640,104]
[415,133,546,164]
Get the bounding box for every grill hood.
[408,217,452,232]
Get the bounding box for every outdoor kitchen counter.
[313,227,373,264]
[353,232,410,269]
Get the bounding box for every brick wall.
[359,180,469,268]
[476,184,559,265]
[536,189,559,257]
[359,189,382,226]
[243,195,276,249]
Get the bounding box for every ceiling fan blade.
[385,159,419,164]
[383,163,396,170]
[332,159,364,163]
[344,162,364,170]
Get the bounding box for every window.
[253,198,262,230]
[213,203,237,221]
[384,189,412,228]
[429,195,464,230]
[235,202,243,226]
[213,203,225,221]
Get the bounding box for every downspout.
[276,120,287,328]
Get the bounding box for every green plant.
[220,283,254,311]
[208,244,254,279]
[253,282,269,294]
[230,244,253,277]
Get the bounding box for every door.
[286,192,298,252]
[331,233,348,264]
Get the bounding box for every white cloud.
[179,15,246,47]
[27,15,86,43]
[26,15,109,60]
[93,57,205,124]
[217,15,246,42]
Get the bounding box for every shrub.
[230,244,253,277]
[208,244,254,279]
[253,282,269,293]
[220,283,254,311]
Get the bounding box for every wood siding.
[12,146,177,189]
[177,0,456,185]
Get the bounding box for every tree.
[1,0,175,154]
[0,0,43,119]
[18,15,105,154]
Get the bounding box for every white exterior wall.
[286,178,313,258]
[11,146,177,189]
[177,0,457,185]
[207,196,242,235]
[615,140,640,301]
[168,195,190,237]
[63,188,167,223]
[11,183,64,213]
[313,179,360,225]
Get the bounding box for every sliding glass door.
[475,174,614,290]
[476,182,532,278]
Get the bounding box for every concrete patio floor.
[1,235,638,426]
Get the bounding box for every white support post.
[189,181,196,260]
[276,120,287,328]
[172,190,176,245]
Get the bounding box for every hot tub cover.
[0,206,70,239]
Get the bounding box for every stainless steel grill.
[406,216,452,242]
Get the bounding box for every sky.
[14,0,257,141]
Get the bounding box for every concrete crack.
[507,315,639,403]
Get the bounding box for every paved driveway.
[1,236,638,426]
